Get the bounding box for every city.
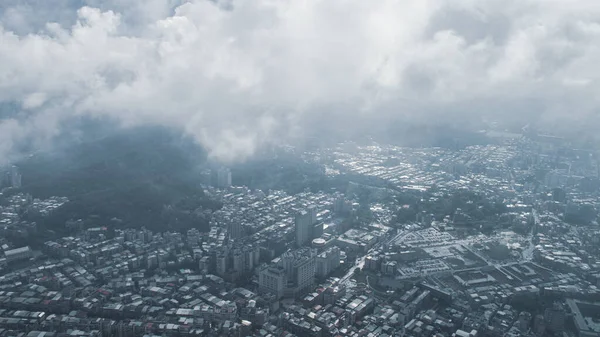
[0,130,599,337]
[2,1,600,336]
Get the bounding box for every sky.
[1,0,600,163]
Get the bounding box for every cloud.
[1,0,600,163]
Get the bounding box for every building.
[566,299,600,337]
[243,244,260,271]
[232,249,244,274]
[200,168,212,185]
[333,195,347,214]
[336,228,379,253]
[4,246,32,262]
[307,205,317,224]
[216,167,232,189]
[258,266,286,299]
[312,222,324,240]
[316,246,341,278]
[517,311,531,333]
[215,242,259,281]
[312,238,327,250]
[10,166,22,188]
[295,210,313,247]
[259,248,317,299]
[281,248,316,297]
[533,314,546,336]
[296,206,321,247]
[216,251,228,276]
[228,222,243,240]
[544,302,565,333]
[452,329,478,337]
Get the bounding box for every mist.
[2,0,600,164]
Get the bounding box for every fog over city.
[1,0,600,163]
[6,2,600,337]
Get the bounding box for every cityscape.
[0,130,599,337]
[3,0,600,336]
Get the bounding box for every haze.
[1,0,600,163]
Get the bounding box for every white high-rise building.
[258,247,316,299]
[295,255,316,294]
[258,266,286,299]
[281,247,316,296]
[316,246,341,278]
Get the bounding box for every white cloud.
[1,0,600,163]
[22,93,48,110]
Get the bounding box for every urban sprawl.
[1,132,600,337]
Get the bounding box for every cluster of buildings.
[200,186,353,286]
[258,247,316,299]
[2,129,600,336]
[0,227,272,336]
[0,193,69,267]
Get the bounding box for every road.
[522,208,539,261]
[461,244,492,266]
[340,255,366,285]
[339,230,402,286]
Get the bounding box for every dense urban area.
[2,129,600,337]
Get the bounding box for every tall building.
[307,205,317,224]
[9,165,21,188]
[216,251,228,276]
[295,210,313,247]
[243,244,260,271]
[232,249,244,274]
[333,195,346,214]
[259,247,316,299]
[200,169,212,185]
[216,167,232,189]
[295,207,320,247]
[215,242,259,281]
[281,247,317,296]
[544,302,565,333]
[2,171,9,188]
[316,246,341,278]
[228,222,243,240]
[312,222,324,239]
[258,266,286,299]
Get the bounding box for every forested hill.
[16,127,221,233]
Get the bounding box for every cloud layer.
[1,0,600,162]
